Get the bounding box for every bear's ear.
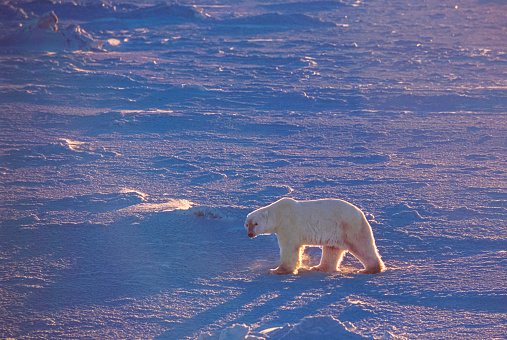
[261,210,268,219]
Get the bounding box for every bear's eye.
[254,222,258,226]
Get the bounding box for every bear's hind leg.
[345,219,385,274]
[311,246,345,273]
[348,242,384,274]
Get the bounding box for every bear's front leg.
[268,264,296,275]
[310,246,345,273]
[269,244,301,275]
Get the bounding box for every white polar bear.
[245,198,385,275]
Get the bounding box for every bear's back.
[298,198,361,215]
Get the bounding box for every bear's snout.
[245,219,257,238]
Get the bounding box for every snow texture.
[0,0,506,339]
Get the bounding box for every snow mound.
[199,316,382,339]
[36,10,58,32]
[0,11,114,51]
[198,324,250,340]
[119,198,193,213]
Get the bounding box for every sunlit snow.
[0,0,506,339]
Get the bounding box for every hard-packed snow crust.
[0,0,506,339]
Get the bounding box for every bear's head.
[245,209,272,238]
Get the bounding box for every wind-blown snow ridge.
[120,200,193,213]
[198,315,401,340]
[0,3,211,51]
[0,11,108,51]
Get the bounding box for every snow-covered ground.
[1,0,506,339]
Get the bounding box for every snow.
[1,0,506,339]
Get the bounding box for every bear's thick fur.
[245,198,385,275]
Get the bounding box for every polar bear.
[245,198,385,275]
